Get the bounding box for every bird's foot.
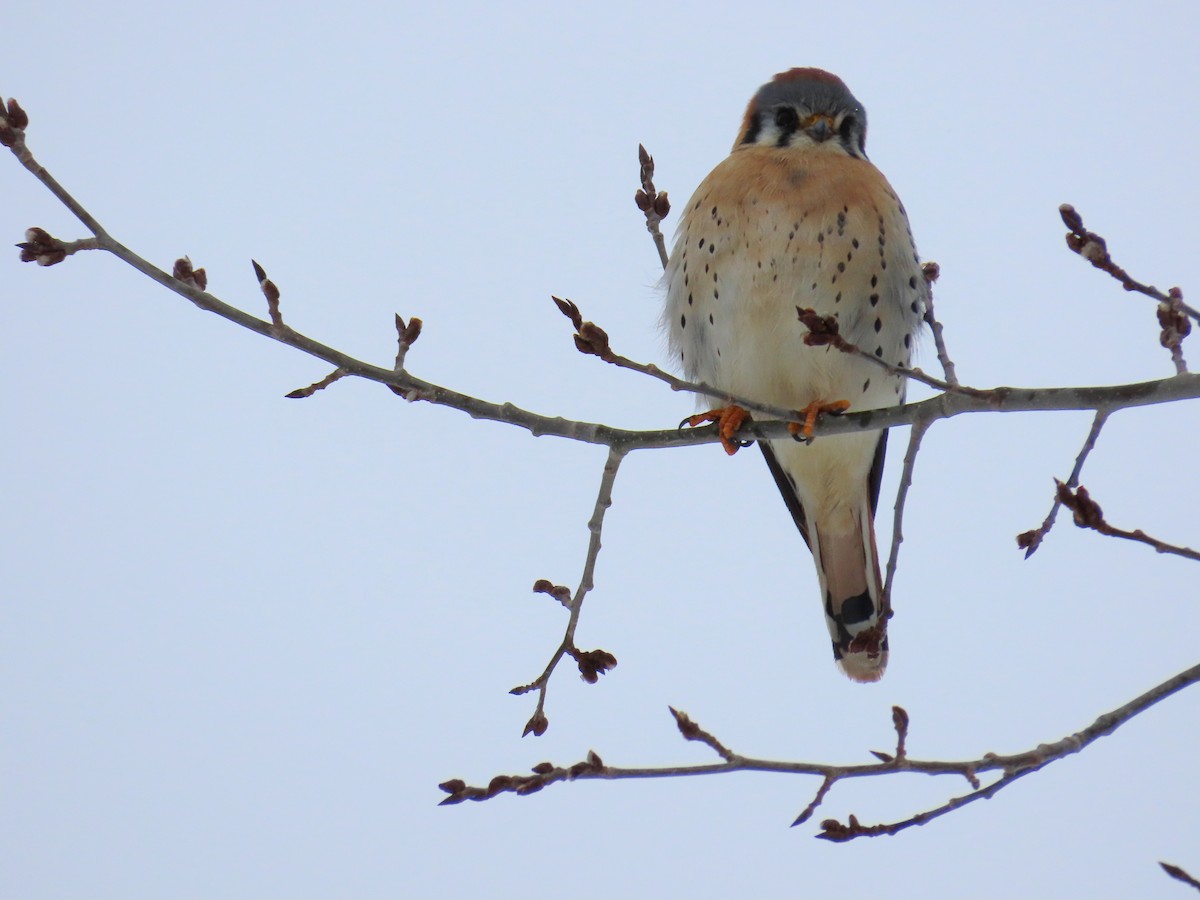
[787,399,852,443]
[681,405,751,455]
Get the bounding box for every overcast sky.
[4,1,1200,897]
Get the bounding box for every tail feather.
[810,497,888,682]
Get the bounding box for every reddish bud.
[522,710,549,737]
[572,648,617,683]
[1058,203,1084,233]
[6,98,28,130]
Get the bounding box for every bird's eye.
[774,107,800,132]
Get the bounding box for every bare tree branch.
[7,123,1200,458]
[443,661,1200,838]
[10,98,1200,844]
[881,415,931,614]
[795,306,976,397]
[634,143,671,270]
[1059,203,1200,322]
[509,447,625,735]
[1055,481,1200,563]
[1018,408,1112,557]
[920,261,960,387]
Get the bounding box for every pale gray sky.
[4,1,1200,897]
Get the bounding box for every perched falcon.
[663,68,928,681]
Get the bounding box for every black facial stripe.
[774,106,800,147]
[740,112,762,145]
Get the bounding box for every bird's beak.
[802,114,836,142]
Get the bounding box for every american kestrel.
[664,68,927,681]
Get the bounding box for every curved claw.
[679,405,750,455]
[788,399,852,443]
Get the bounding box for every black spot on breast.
[909,275,918,289]
[862,378,871,392]
[904,334,912,348]
[870,274,877,287]
[698,238,705,249]
[709,244,715,254]
[835,292,841,303]
[852,238,860,249]
[874,346,883,357]
[837,262,846,273]
[680,314,686,328]
[837,211,846,235]
[708,313,714,324]
[869,293,879,306]
[911,300,921,314]
[687,293,693,306]
[873,318,882,333]
[713,289,719,299]
[817,232,824,244]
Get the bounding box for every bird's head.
[735,68,868,160]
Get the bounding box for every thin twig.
[881,415,931,610]
[1059,204,1200,322]
[920,261,960,387]
[509,446,626,735]
[1056,482,1200,563]
[444,661,1200,840]
[796,307,983,398]
[792,775,835,826]
[1017,408,1111,558]
[669,706,736,761]
[285,368,348,399]
[634,144,670,270]
[1158,291,1191,375]
[393,314,423,374]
